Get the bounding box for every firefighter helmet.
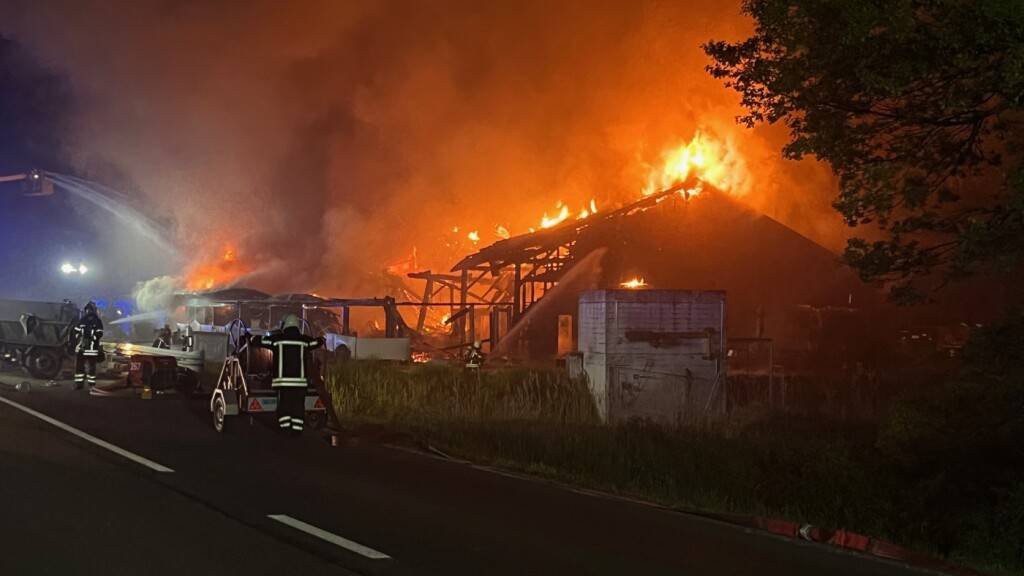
[282,314,302,331]
[84,301,97,315]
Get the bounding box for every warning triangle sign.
[248,398,261,411]
[313,398,324,409]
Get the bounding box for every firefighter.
[466,340,484,368]
[73,301,104,389]
[152,324,172,349]
[253,315,323,435]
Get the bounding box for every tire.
[212,394,228,433]
[24,348,62,380]
[307,410,325,430]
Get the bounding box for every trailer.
[185,292,412,372]
[0,299,79,379]
[209,320,326,433]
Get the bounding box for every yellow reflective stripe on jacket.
[275,340,311,380]
[272,377,309,388]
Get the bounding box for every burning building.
[407,178,887,373]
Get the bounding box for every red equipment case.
[127,354,177,390]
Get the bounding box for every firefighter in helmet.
[73,301,104,389]
[152,324,172,349]
[466,340,484,368]
[253,314,324,434]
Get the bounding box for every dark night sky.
[0,36,169,302]
[0,36,84,300]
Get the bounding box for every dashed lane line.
[268,514,392,560]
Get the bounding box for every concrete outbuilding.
[578,289,726,424]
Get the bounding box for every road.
[0,373,928,576]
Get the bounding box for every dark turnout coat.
[74,313,104,357]
[254,326,323,388]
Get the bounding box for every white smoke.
[133,275,180,312]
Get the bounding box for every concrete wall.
[578,290,726,424]
[327,334,411,361]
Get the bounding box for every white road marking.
[0,395,174,473]
[268,514,391,560]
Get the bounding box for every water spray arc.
[42,172,180,258]
[0,169,180,259]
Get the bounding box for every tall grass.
[325,361,1023,574]
[326,360,598,425]
[325,362,881,523]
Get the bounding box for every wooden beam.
[416,276,433,332]
[513,263,522,321]
[459,269,468,343]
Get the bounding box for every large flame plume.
[185,244,251,291]
[642,131,750,198]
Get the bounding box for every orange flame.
[423,132,746,265]
[620,277,648,289]
[387,246,419,276]
[642,130,748,197]
[185,244,250,291]
[577,198,599,219]
[540,202,571,229]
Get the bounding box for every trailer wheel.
[212,394,228,433]
[307,410,325,430]
[25,348,62,380]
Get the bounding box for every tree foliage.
[704,0,1024,301]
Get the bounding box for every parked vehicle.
[0,299,79,379]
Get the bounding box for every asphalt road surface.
[0,373,929,576]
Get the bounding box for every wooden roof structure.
[401,178,702,348]
[450,178,697,275]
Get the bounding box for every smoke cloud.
[0,0,845,297]
[133,274,178,313]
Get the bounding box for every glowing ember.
[411,351,431,363]
[185,244,250,291]
[620,277,648,289]
[642,130,748,197]
[496,225,510,239]
[467,230,480,242]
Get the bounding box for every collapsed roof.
[440,179,889,357]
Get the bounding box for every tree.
[704,0,1024,302]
